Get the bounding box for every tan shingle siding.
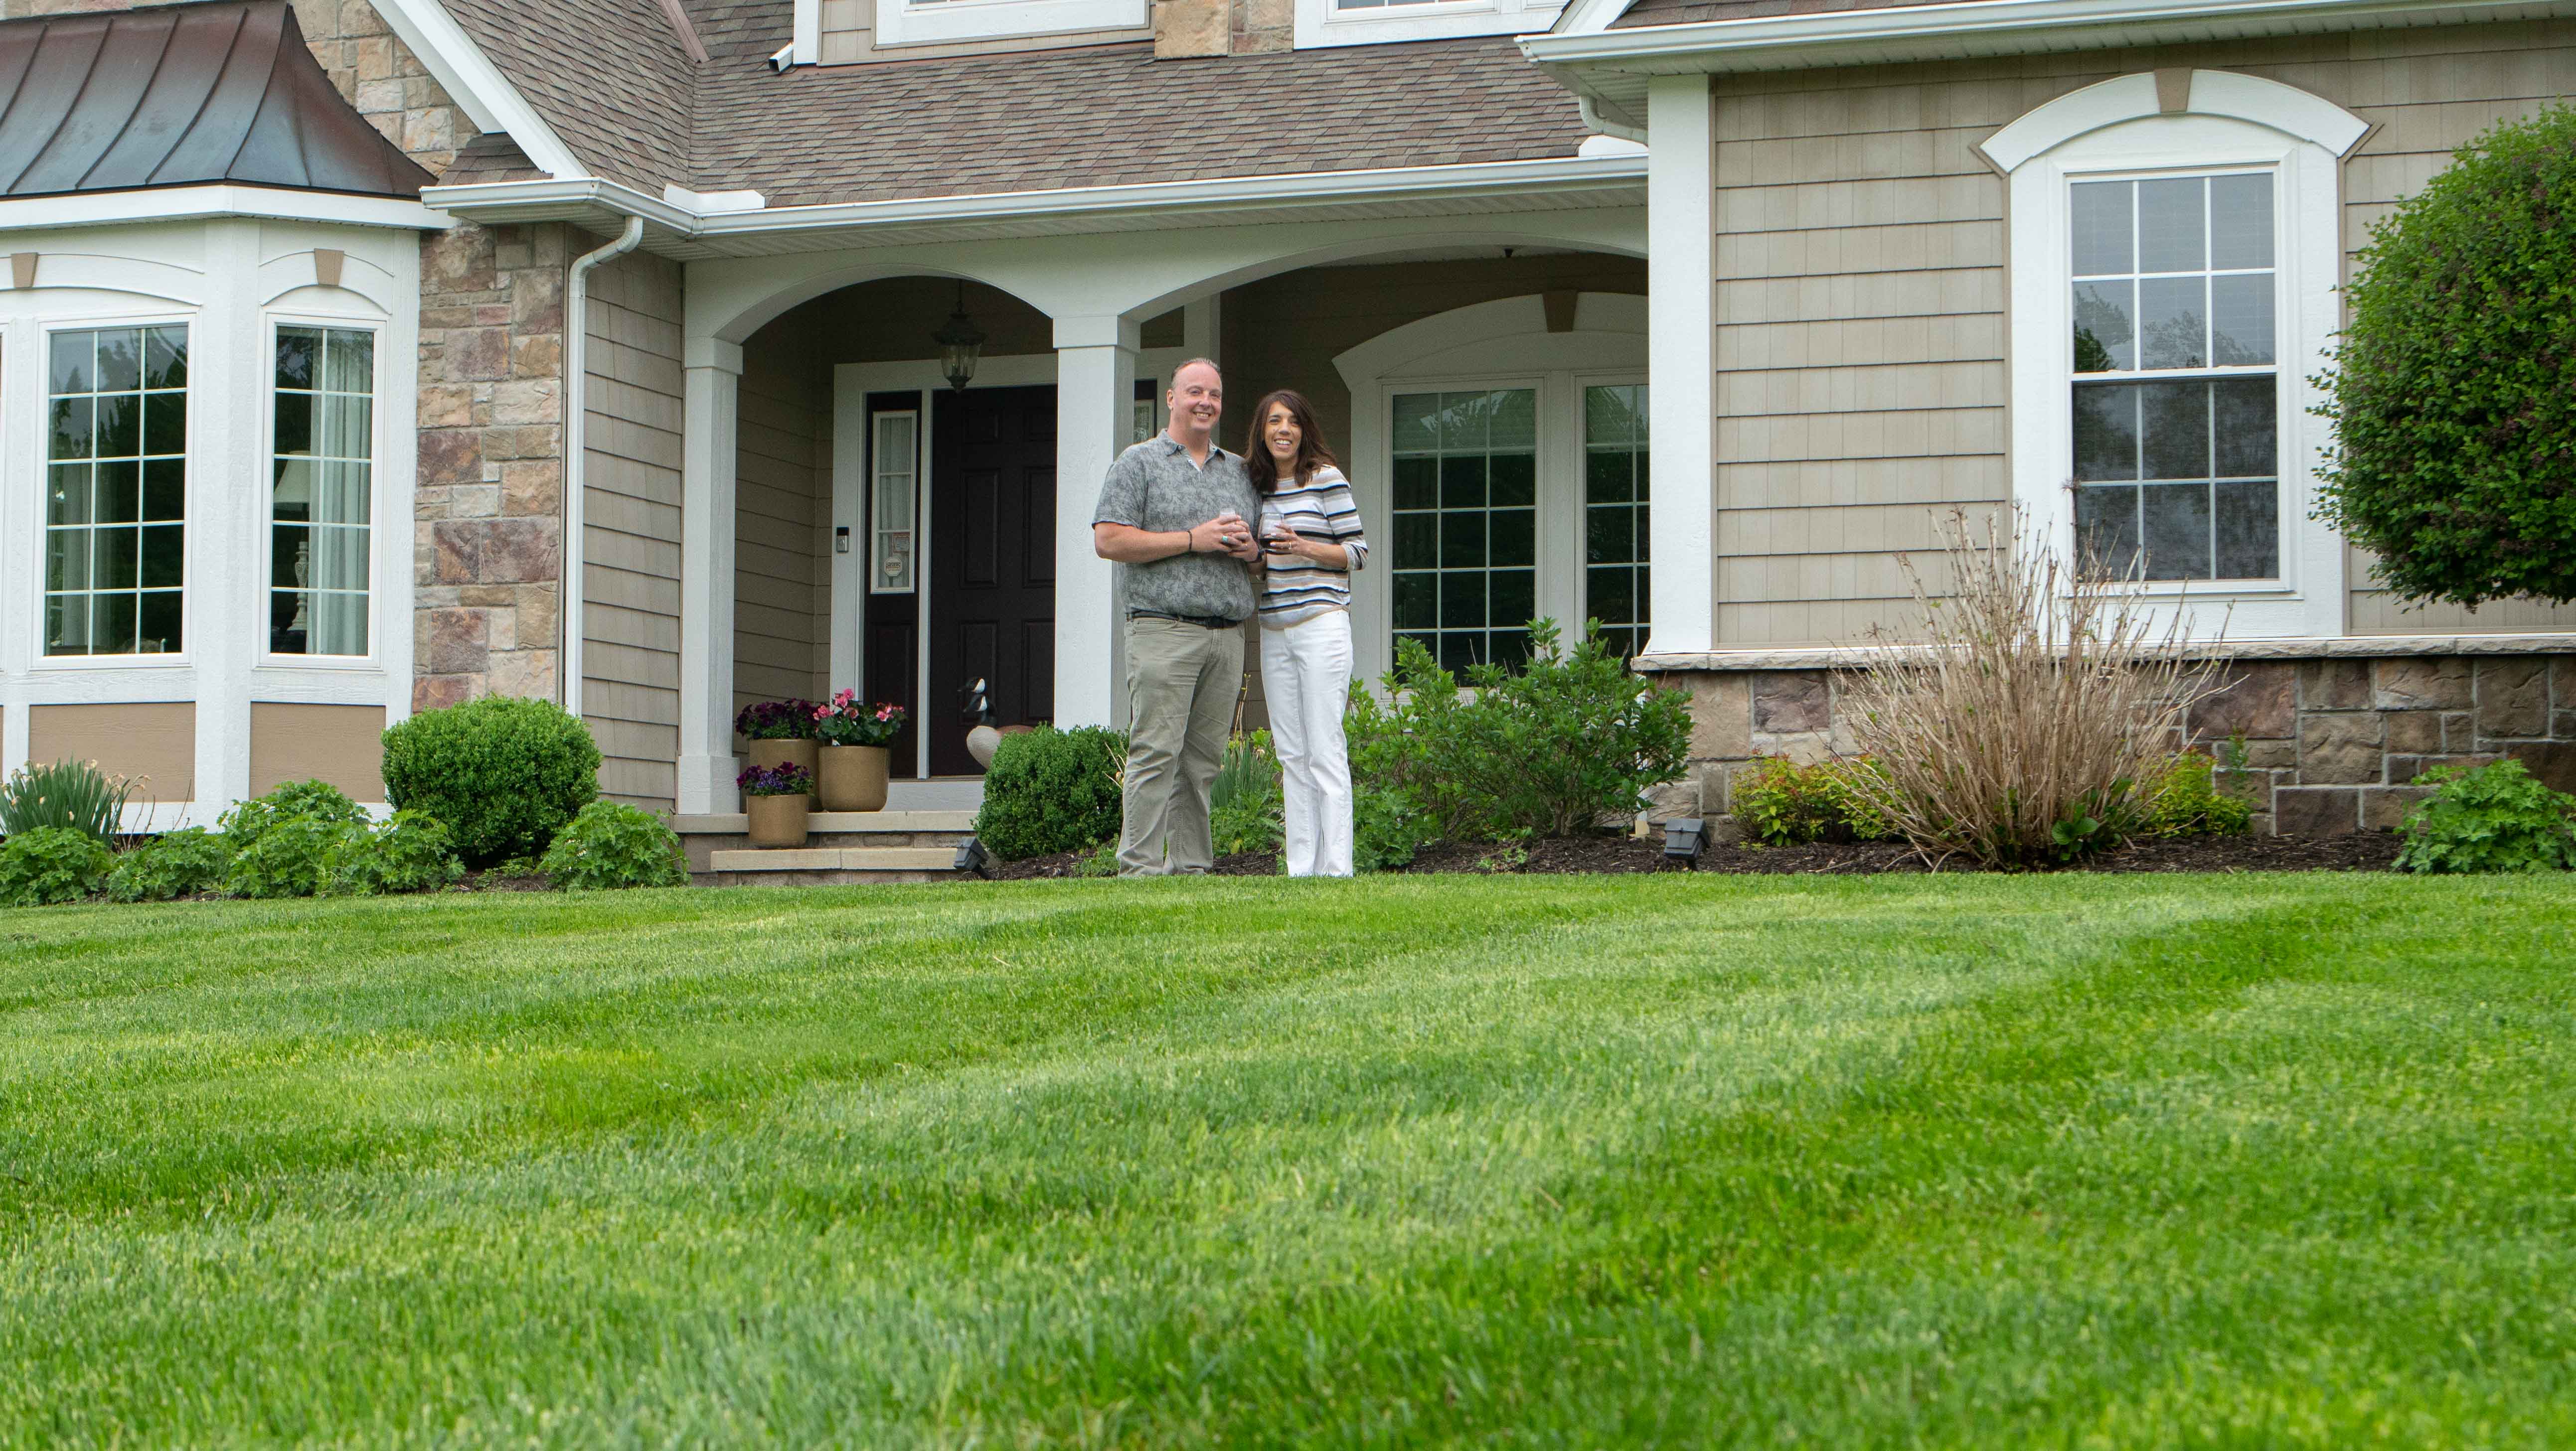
[580,251,686,809]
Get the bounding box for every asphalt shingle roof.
[435,0,1589,205]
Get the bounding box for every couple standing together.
[1091,359,1369,877]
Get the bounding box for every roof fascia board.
[0,185,455,234]
[368,0,587,177]
[1519,0,2576,70]
[425,154,1650,239]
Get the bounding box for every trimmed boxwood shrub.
[0,826,114,906]
[2315,105,2576,607]
[974,726,1126,861]
[381,696,601,868]
[105,828,234,903]
[538,801,689,889]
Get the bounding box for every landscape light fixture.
[934,281,986,392]
[953,837,990,876]
[1662,817,1706,868]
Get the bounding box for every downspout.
[558,215,646,717]
[1580,94,1648,144]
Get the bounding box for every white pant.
[1259,610,1355,877]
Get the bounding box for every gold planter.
[748,738,818,778]
[817,744,890,814]
[745,793,811,848]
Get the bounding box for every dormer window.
[872,0,1149,47]
[1299,0,1565,47]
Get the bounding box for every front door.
[928,385,1056,775]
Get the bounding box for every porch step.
[696,846,967,887]
[673,811,978,835]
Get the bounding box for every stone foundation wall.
[1651,650,2576,838]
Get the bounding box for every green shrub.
[1,760,137,846]
[2315,105,2576,607]
[1347,620,1691,842]
[1353,788,1436,873]
[322,811,465,897]
[381,696,601,868]
[1732,756,1897,846]
[539,801,689,889]
[0,826,114,906]
[104,829,234,903]
[227,817,369,900]
[2394,759,2576,874]
[2138,752,2254,839]
[975,726,1126,861]
[220,779,367,851]
[1208,731,1284,858]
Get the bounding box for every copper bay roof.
[0,0,433,199]
[436,0,1592,206]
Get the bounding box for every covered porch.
[546,189,1658,820]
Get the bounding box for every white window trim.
[867,407,921,596]
[1296,0,1564,48]
[258,316,386,668]
[873,0,1148,48]
[28,311,199,673]
[1986,70,2368,641]
[1334,292,1646,685]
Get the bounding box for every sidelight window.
[270,325,376,656]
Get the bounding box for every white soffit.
[424,155,1650,260]
[1522,0,2576,108]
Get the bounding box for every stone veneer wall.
[412,222,573,713]
[1656,650,2576,838]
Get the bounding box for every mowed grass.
[3,875,2575,1447]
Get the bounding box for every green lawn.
[4,874,2575,1448]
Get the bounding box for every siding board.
[581,250,685,810]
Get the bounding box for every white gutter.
[1519,0,2575,68]
[424,153,1649,241]
[559,215,646,719]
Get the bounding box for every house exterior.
[0,0,2568,843]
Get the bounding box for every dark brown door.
[929,385,1055,776]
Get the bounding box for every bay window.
[270,325,376,657]
[45,324,188,656]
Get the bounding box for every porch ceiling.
[424,156,1649,262]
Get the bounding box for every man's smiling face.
[1166,361,1222,442]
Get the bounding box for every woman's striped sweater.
[1256,465,1369,630]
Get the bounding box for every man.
[1092,358,1263,875]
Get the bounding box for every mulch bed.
[980,831,2402,879]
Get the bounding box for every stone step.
[706,847,961,872]
[674,811,977,836]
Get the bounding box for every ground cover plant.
[5,874,2576,1446]
[2395,757,2576,873]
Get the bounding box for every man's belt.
[1127,610,1243,630]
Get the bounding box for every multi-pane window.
[1390,388,1537,671]
[2070,173,2279,580]
[1584,383,1650,660]
[46,325,188,656]
[271,326,375,656]
[871,410,919,593]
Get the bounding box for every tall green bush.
[974,726,1126,861]
[2315,105,2576,607]
[381,697,601,867]
[1347,620,1691,841]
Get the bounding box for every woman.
[1246,390,1367,878]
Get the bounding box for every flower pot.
[748,738,818,779]
[817,744,890,813]
[745,793,811,848]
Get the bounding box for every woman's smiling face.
[1263,403,1301,462]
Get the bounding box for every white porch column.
[676,337,743,814]
[1646,73,1718,656]
[1053,314,1136,729]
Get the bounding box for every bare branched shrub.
[1838,509,2227,868]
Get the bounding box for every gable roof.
[0,0,433,200]
[427,0,1589,205]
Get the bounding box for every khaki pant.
[1119,616,1243,875]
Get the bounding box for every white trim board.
[1298,0,1568,49]
[875,0,1148,46]
[0,187,451,237]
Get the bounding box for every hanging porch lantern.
[934,280,986,392]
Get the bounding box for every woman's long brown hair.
[1242,390,1338,496]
